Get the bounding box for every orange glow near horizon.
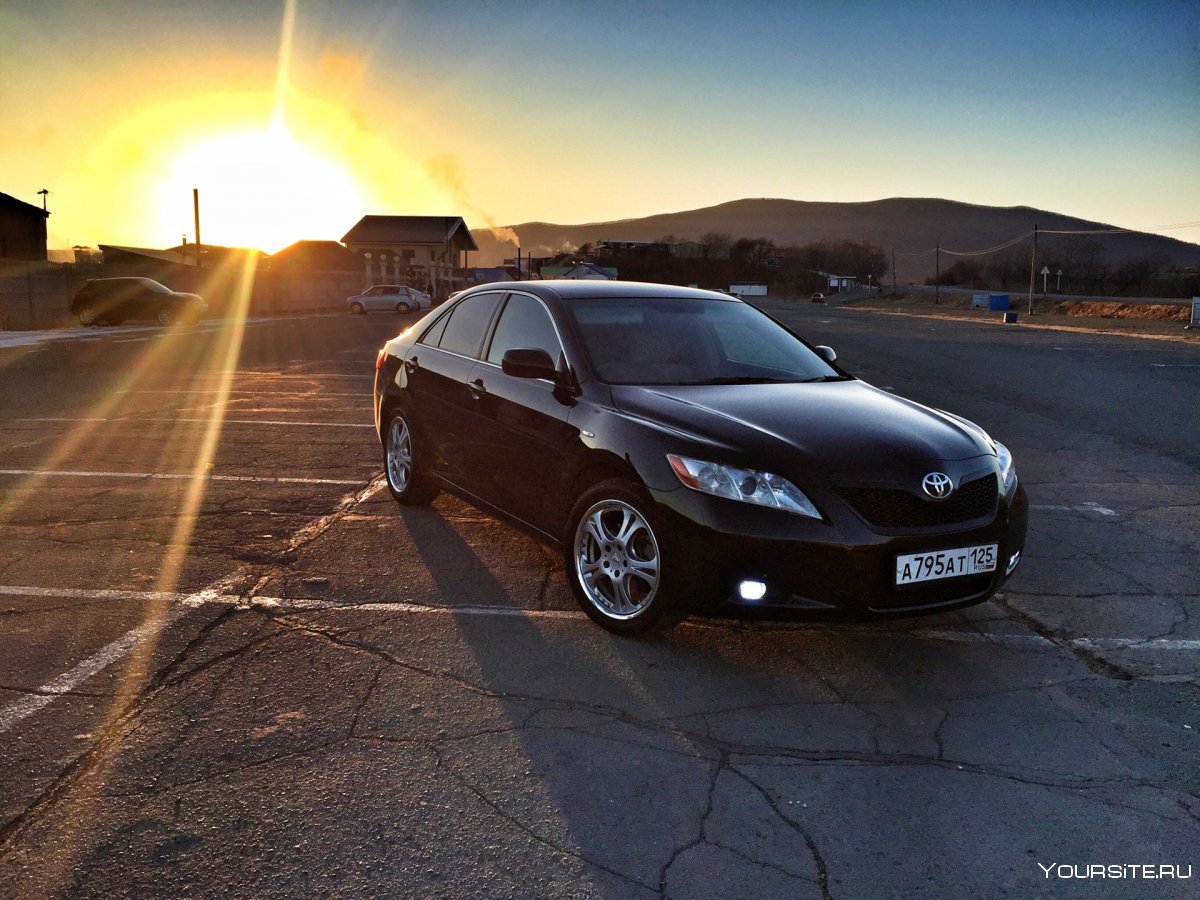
[28,81,465,255]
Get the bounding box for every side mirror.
[502,347,558,380]
[814,345,837,364]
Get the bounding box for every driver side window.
[486,294,563,368]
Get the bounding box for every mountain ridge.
[474,197,1200,281]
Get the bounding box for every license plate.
[896,544,998,585]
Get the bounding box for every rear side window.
[435,291,504,358]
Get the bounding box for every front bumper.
[653,482,1028,619]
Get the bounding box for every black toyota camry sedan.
[373,281,1027,635]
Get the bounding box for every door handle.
[468,378,487,398]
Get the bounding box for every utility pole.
[1026,224,1038,315]
[193,188,202,268]
[892,248,897,294]
[935,242,940,305]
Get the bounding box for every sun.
[160,122,365,253]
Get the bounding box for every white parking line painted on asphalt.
[190,373,372,380]
[3,582,1196,735]
[0,608,187,735]
[21,417,373,429]
[0,319,272,350]
[0,469,363,486]
[1030,502,1119,517]
[0,579,247,736]
[3,585,1198,652]
[115,389,365,397]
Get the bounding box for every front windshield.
[139,278,172,293]
[568,296,843,386]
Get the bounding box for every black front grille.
[838,473,998,530]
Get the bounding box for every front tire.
[156,307,175,326]
[564,480,685,635]
[77,305,97,326]
[350,302,365,315]
[383,409,438,505]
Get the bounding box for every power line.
[895,219,1198,259]
[940,232,1033,257]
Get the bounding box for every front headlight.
[995,442,1017,493]
[667,454,822,519]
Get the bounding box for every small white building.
[541,262,617,281]
[730,282,768,297]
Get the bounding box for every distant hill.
[471,198,1200,281]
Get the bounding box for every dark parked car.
[373,281,1027,634]
[71,277,206,326]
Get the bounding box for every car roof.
[463,280,739,304]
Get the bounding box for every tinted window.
[436,292,503,358]
[418,310,451,346]
[486,294,563,367]
[568,296,841,385]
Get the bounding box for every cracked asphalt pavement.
[0,307,1196,897]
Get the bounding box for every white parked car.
[347,285,432,315]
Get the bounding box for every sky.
[1,0,1197,254]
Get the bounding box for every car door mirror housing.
[814,345,837,363]
[502,348,557,380]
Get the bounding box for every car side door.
[362,286,384,311]
[461,291,580,538]
[401,291,505,488]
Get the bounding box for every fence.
[0,259,364,329]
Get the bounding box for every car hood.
[611,380,993,478]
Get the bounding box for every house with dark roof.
[270,240,360,272]
[341,215,478,297]
[0,191,50,261]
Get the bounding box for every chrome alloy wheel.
[574,500,661,620]
[386,417,413,494]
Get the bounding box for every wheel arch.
[566,449,647,515]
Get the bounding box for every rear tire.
[564,479,686,635]
[396,302,412,314]
[77,305,97,326]
[350,302,365,315]
[383,409,439,505]
[156,307,175,326]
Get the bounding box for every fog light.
[1006,551,1022,576]
[738,580,768,601]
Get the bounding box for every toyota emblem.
[921,472,954,499]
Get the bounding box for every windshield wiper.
[680,376,798,385]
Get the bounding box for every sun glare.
[161,123,364,253]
